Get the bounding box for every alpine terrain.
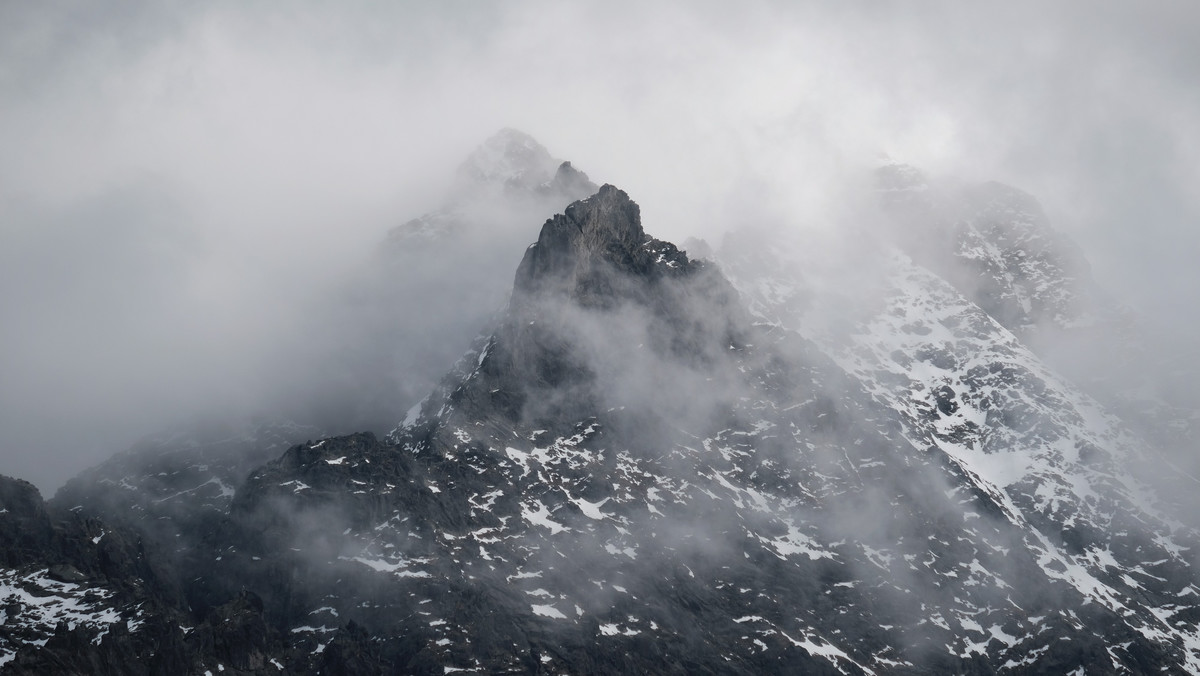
[2,131,1198,675]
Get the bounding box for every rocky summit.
[2,134,1199,674]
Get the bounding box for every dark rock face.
[0,478,51,569]
[0,473,276,675]
[5,165,1200,674]
[514,184,690,298]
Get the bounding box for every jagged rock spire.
[513,185,697,306]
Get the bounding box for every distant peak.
[545,161,598,201]
[491,127,540,144]
[480,128,548,160]
[456,128,558,188]
[875,162,928,192]
[966,180,1046,216]
[383,131,597,256]
[681,237,713,261]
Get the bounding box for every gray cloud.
[1,0,1198,491]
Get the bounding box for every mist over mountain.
[1,129,1199,673]
[274,128,598,439]
[3,2,1200,674]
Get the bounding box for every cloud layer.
[2,0,1198,491]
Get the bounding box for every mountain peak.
[512,185,695,305]
[544,183,644,252]
[401,184,744,433]
[385,131,597,255]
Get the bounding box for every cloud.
[1,0,1198,491]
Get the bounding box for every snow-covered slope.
[876,163,1098,337]
[0,475,171,672]
[721,205,1200,672]
[876,163,1198,475]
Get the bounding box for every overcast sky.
[2,0,1198,492]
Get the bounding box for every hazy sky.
[2,0,1198,492]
